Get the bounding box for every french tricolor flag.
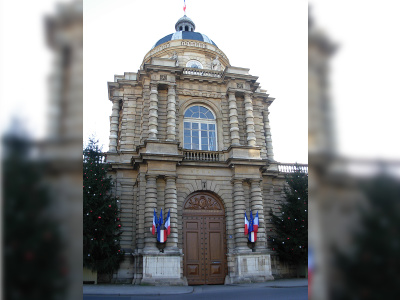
[165,209,171,236]
[253,211,259,238]
[248,211,255,242]
[183,0,186,14]
[244,212,249,235]
[157,208,167,243]
[151,209,157,235]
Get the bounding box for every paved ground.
[83,278,308,296]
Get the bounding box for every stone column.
[244,92,256,146]
[109,98,119,152]
[250,178,266,250]
[166,84,177,141]
[228,92,240,145]
[143,174,158,253]
[232,179,249,252]
[263,109,275,161]
[148,83,159,140]
[164,176,179,252]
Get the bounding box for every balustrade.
[183,150,222,162]
[278,163,308,173]
[182,67,222,78]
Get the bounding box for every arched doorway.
[182,192,227,285]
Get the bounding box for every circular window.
[186,60,203,69]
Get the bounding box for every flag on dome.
[165,209,171,236]
[244,212,249,235]
[183,0,186,14]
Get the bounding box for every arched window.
[185,25,189,31]
[184,105,217,151]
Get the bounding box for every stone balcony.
[183,149,223,162]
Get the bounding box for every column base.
[226,253,274,284]
[139,254,187,286]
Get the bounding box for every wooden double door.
[183,192,227,285]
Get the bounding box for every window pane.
[201,130,207,137]
[184,136,191,144]
[184,122,190,129]
[192,123,199,130]
[184,143,191,149]
[206,111,214,119]
[201,123,207,130]
[201,137,208,145]
[208,124,215,130]
[192,136,199,144]
[192,143,199,150]
[184,129,191,136]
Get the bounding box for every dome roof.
[152,15,218,49]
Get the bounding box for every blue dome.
[152,31,218,49]
[152,15,218,49]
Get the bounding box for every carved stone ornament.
[236,83,244,89]
[160,74,167,81]
[184,194,222,210]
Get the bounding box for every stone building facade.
[106,15,304,285]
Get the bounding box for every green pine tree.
[83,137,124,274]
[333,172,400,300]
[269,165,308,265]
[3,126,68,300]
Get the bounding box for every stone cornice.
[176,89,225,99]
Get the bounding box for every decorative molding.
[184,194,222,210]
[176,90,224,99]
[160,74,167,81]
[236,83,244,89]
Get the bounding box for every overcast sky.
[83,0,308,164]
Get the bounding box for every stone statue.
[211,55,221,71]
[170,51,178,66]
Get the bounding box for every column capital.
[145,174,158,180]
[165,175,177,181]
[231,178,244,184]
[249,178,262,184]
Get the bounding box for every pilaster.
[263,108,275,161]
[143,174,158,253]
[164,175,179,252]
[250,178,266,250]
[166,84,177,141]
[228,92,240,145]
[244,92,256,146]
[232,179,250,252]
[148,83,159,140]
[109,98,119,152]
